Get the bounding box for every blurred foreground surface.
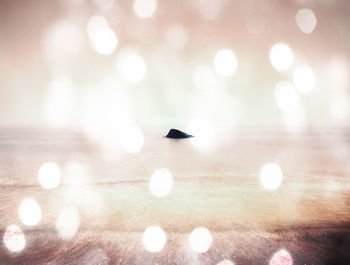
[0,127,350,264]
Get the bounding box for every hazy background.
[1,0,350,131]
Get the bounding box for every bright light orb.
[149,168,173,197]
[187,119,214,149]
[260,163,284,190]
[269,43,294,72]
[56,206,80,239]
[117,52,147,83]
[295,9,317,34]
[3,225,25,253]
[216,260,235,265]
[188,227,213,253]
[293,65,315,94]
[38,162,61,189]
[269,249,293,265]
[91,28,118,55]
[44,76,75,127]
[119,126,144,153]
[142,226,167,252]
[133,0,157,18]
[274,81,300,112]
[18,198,42,226]
[87,16,109,38]
[213,49,238,77]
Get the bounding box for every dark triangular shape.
[165,129,194,139]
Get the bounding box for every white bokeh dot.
[274,81,300,112]
[38,162,61,189]
[117,51,147,84]
[213,49,238,77]
[56,206,81,239]
[18,198,42,226]
[259,163,284,190]
[188,227,213,253]
[133,0,157,18]
[269,43,294,72]
[293,65,315,94]
[3,225,25,253]
[296,9,317,34]
[149,168,173,197]
[142,226,167,252]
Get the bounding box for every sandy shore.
[1,127,350,264]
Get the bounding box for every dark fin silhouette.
[165,129,194,139]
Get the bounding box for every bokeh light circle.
[213,49,238,77]
[119,126,144,153]
[133,0,157,18]
[18,198,42,226]
[3,225,25,253]
[117,52,147,83]
[269,249,293,265]
[274,81,300,112]
[91,28,118,55]
[292,65,315,94]
[38,162,62,189]
[56,206,81,239]
[149,168,173,197]
[259,163,284,190]
[296,9,317,34]
[188,227,213,253]
[269,43,294,72]
[142,226,167,252]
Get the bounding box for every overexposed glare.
[187,119,214,149]
[91,28,118,55]
[56,206,80,239]
[188,227,212,253]
[44,76,75,127]
[38,162,62,189]
[274,81,300,112]
[142,226,167,252]
[293,66,315,94]
[260,163,284,190]
[149,168,173,197]
[119,126,144,153]
[269,249,293,265]
[133,0,157,18]
[18,198,42,226]
[269,43,294,72]
[193,65,217,91]
[117,51,147,83]
[3,225,25,252]
[213,49,238,77]
[296,9,317,34]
